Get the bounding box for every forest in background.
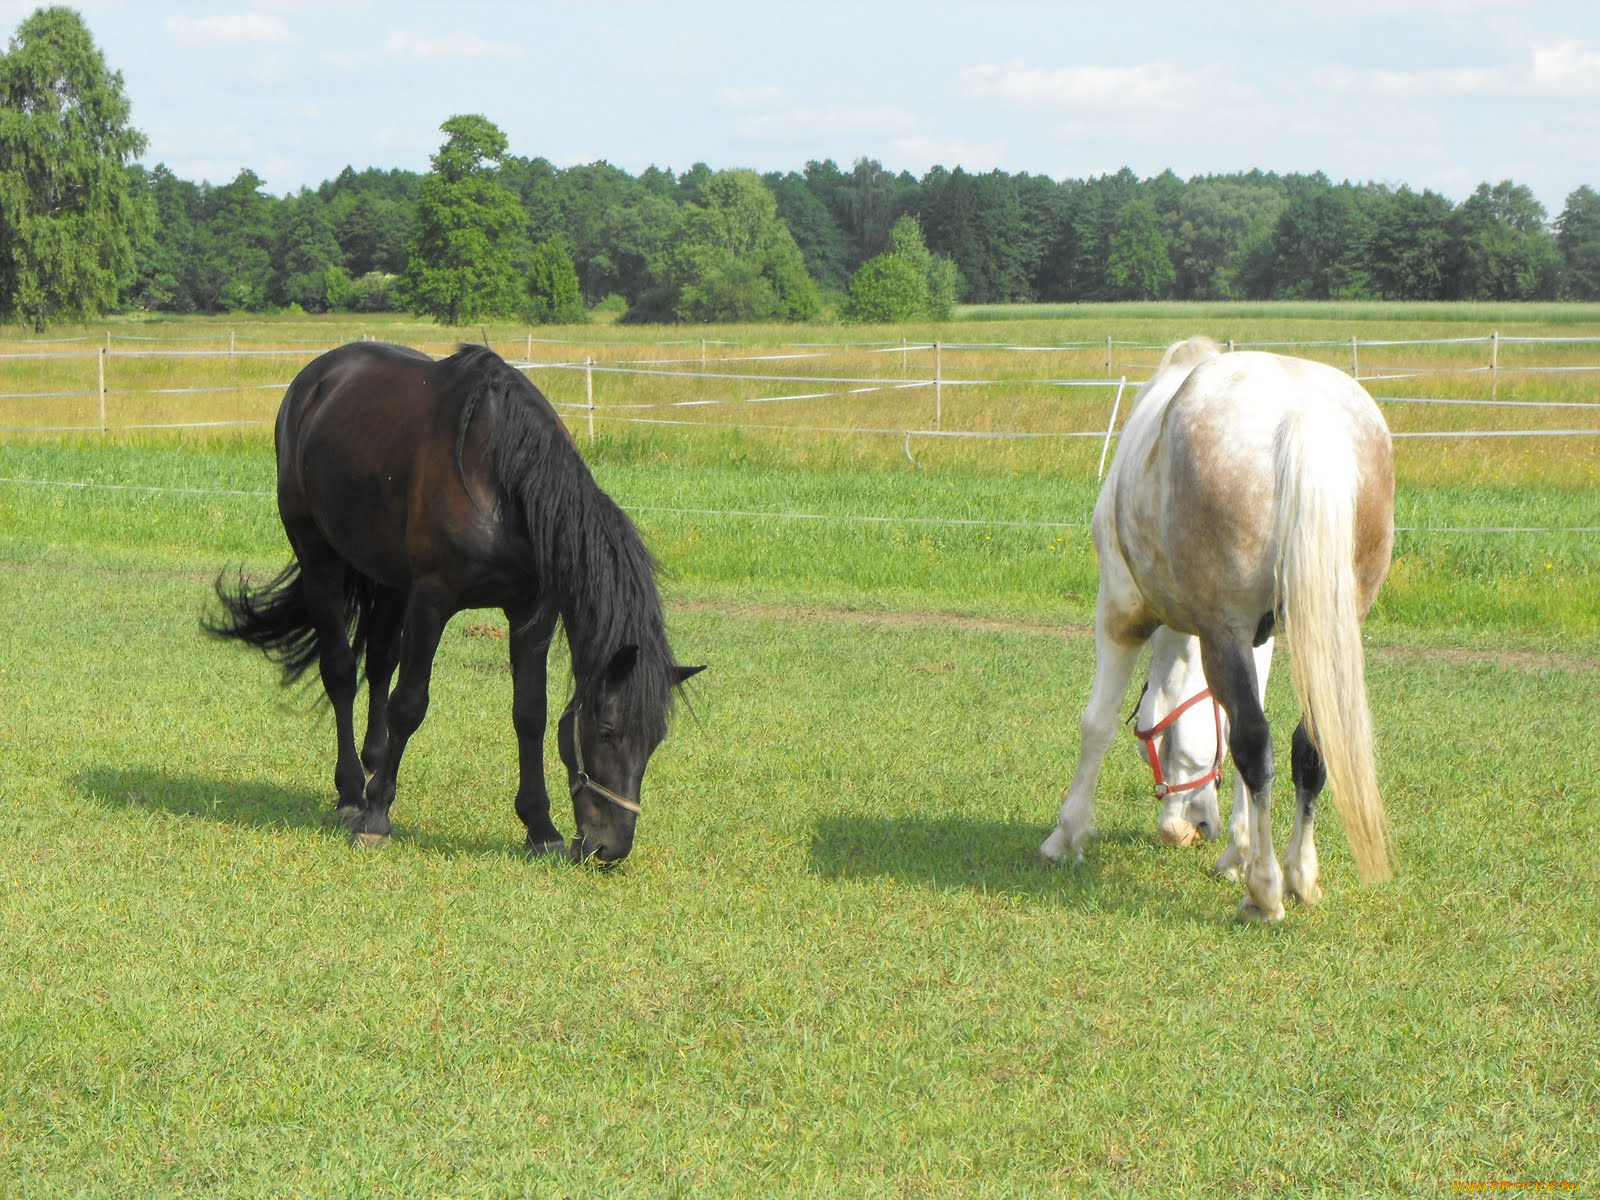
[129,155,1600,320]
[5,5,1600,329]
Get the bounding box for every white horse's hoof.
[1236,896,1285,924]
[1214,845,1246,881]
[1037,843,1083,867]
[1287,877,1323,907]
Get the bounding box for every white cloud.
[382,29,522,60]
[1529,38,1600,94]
[164,13,298,47]
[959,60,1242,110]
[1316,64,1511,98]
[1318,39,1600,100]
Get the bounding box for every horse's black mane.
[443,344,679,737]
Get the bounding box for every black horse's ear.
[604,644,639,685]
[674,664,706,685]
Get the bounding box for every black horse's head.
[557,646,703,865]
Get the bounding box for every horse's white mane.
[1157,335,1223,375]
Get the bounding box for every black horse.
[208,342,701,863]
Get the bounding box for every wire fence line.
[1,474,1594,537]
[1,333,1596,446]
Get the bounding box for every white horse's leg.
[1214,637,1272,881]
[1142,629,1210,847]
[1215,775,1250,881]
[1283,721,1326,905]
[1040,628,1143,865]
[1201,637,1283,922]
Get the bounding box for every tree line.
[4,7,1600,330]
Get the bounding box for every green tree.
[1449,181,1559,300]
[525,239,586,324]
[844,215,959,323]
[0,6,148,328]
[1267,182,1374,299]
[128,163,199,312]
[1367,185,1453,300]
[647,169,819,323]
[1166,179,1285,300]
[270,190,344,311]
[553,161,679,310]
[825,157,917,265]
[193,169,273,312]
[921,167,1029,302]
[327,185,411,276]
[842,253,927,323]
[1105,200,1176,300]
[1555,186,1600,300]
[765,169,851,294]
[401,114,527,325]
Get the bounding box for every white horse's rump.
[1040,336,1394,920]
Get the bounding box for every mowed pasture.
[2,307,1597,1195]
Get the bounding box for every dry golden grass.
[2,308,1595,486]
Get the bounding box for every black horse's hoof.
[338,804,391,848]
[525,837,568,860]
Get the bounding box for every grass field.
[2,308,1597,1195]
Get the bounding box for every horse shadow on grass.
[807,813,1231,925]
[70,765,520,860]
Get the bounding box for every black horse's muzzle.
[566,704,641,865]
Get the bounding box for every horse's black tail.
[206,561,379,688]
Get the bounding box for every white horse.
[1041,336,1395,921]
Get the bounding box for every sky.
[4,0,1598,214]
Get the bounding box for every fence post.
[98,346,107,434]
[1097,377,1127,481]
[1105,336,1113,379]
[526,331,532,362]
[934,341,942,429]
[229,330,235,357]
[1351,335,1359,378]
[585,356,595,443]
[1490,331,1500,402]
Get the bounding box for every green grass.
[2,308,1598,1194]
[1,535,1596,1194]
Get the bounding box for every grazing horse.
[1040,336,1394,920]
[208,342,702,863]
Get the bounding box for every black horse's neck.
[450,345,677,736]
[548,490,675,725]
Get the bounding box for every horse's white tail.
[1271,409,1391,883]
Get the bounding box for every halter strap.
[568,704,642,815]
[1133,686,1226,799]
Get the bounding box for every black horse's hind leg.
[351,589,450,846]
[1201,635,1284,922]
[286,536,368,818]
[507,607,564,857]
[359,586,406,775]
[1284,720,1327,906]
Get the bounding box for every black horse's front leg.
[508,608,563,857]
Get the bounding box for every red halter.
[1132,686,1226,799]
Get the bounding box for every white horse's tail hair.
[1271,408,1391,883]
